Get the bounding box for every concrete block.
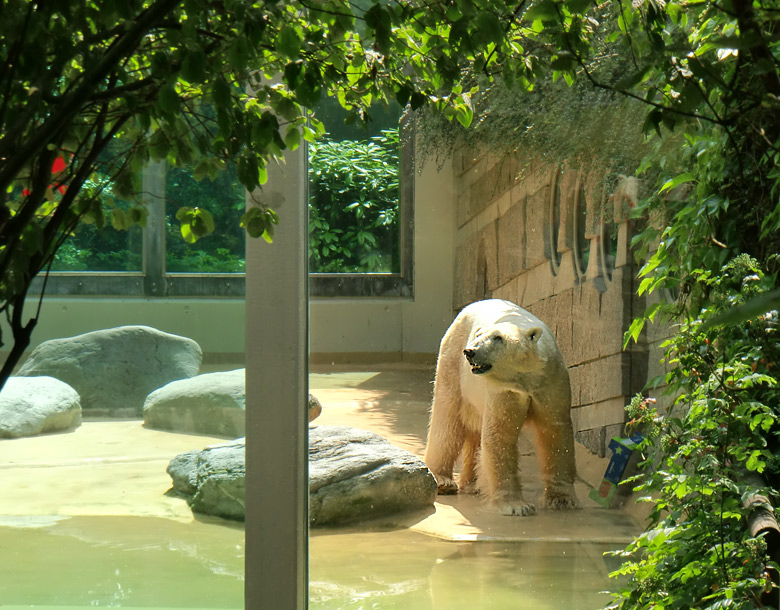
[454,235,479,309]
[568,353,627,407]
[551,288,575,362]
[557,168,579,253]
[452,146,480,177]
[496,189,512,218]
[552,252,577,292]
[515,273,528,306]
[502,276,519,305]
[570,396,627,431]
[572,280,633,361]
[456,184,472,229]
[479,222,500,293]
[525,188,549,270]
[524,164,554,199]
[497,201,525,286]
[520,263,555,306]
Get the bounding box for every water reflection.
[0,516,244,608]
[310,528,619,610]
[1,515,618,609]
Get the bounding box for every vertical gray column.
[142,161,167,296]
[245,147,308,609]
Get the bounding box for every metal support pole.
[245,145,308,609]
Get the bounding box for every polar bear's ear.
[527,327,543,343]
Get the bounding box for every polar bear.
[424,299,577,516]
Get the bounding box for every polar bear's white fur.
[424,299,577,516]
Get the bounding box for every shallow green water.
[0,516,620,609]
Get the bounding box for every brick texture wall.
[450,147,652,457]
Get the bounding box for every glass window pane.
[308,100,402,274]
[50,177,143,272]
[165,162,247,273]
[51,223,143,272]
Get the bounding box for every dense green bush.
[308,128,400,273]
[610,255,780,609]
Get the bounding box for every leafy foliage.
[309,129,400,273]
[610,256,780,609]
[5,0,605,380]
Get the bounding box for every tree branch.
[0,0,182,191]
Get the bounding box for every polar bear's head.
[463,323,545,376]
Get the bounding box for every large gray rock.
[144,371,322,437]
[166,426,437,525]
[167,439,245,520]
[0,376,81,438]
[17,326,202,417]
[308,426,438,526]
[144,369,245,437]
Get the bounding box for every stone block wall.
[451,147,650,457]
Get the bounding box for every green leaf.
[278,26,302,58]
[364,5,392,54]
[176,207,214,243]
[550,54,576,71]
[213,77,232,109]
[474,11,504,45]
[193,158,210,182]
[284,60,304,89]
[157,84,180,116]
[659,172,696,194]
[241,206,268,238]
[180,48,207,84]
[21,221,43,255]
[455,103,473,128]
[228,35,251,72]
[565,0,592,13]
[237,154,260,191]
[524,0,559,22]
[285,127,301,150]
[175,206,193,223]
[128,206,148,227]
[624,317,646,348]
[111,208,128,231]
[410,91,427,110]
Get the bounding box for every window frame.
[30,131,415,300]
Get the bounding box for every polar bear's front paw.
[497,501,536,516]
[493,493,536,516]
[542,491,579,510]
[432,474,459,495]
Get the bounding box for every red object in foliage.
[22,156,69,197]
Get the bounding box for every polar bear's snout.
[463,347,492,375]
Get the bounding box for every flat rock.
[166,426,437,525]
[17,326,202,417]
[0,376,81,438]
[144,369,245,437]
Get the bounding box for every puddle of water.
[0,516,620,609]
